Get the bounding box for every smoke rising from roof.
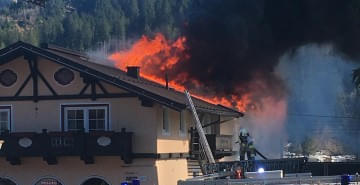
[176,0,360,156]
[103,0,360,156]
[177,0,360,104]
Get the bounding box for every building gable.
[0,41,185,110]
[0,41,242,117]
[0,54,135,102]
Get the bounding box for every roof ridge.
[0,41,25,55]
[43,45,241,114]
[41,43,88,58]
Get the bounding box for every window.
[35,178,63,185]
[63,105,108,132]
[179,111,186,136]
[162,107,170,135]
[89,109,106,131]
[82,178,109,185]
[66,109,84,131]
[54,67,75,86]
[0,69,17,87]
[0,106,11,132]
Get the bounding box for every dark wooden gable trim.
[0,42,26,65]
[0,41,186,111]
[14,74,31,97]
[0,53,136,102]
[26,55,38,102]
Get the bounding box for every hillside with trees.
[0,0,192,50]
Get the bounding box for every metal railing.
[180,175,360,185]
[202,158,308,175]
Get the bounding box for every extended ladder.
[185,90,215,164]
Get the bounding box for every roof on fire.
[0,41,243,117]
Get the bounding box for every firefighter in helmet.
[236,128,255,160]
[248,137,256,160]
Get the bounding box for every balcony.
[189,128,233,160]
[0,129,133,165]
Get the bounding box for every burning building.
[0,41,242,185]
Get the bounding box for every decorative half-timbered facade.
[0,41,242,185]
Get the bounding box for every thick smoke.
[237,98,288,159]
[172,0,360,104]
[175,0,360,157]
[277,44,360,155]
[104,0,360,157]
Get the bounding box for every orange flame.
[109,33,186,71]
[108,33,250,112]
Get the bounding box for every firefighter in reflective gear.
[236,128,250,160]
[247,137,256,160]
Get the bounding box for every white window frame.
[64,106,108,132]
[162,107,170,136]
[179,111,186,137]
[0,106,11,132]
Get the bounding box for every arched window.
[0,178,16,185]
[35,178,63,185]
[81,178,109,185]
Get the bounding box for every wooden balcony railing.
[0,129,133,165]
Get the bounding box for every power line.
[287,113,360,120]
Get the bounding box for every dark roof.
[0,41,243,117]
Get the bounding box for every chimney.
[126,66,140,79]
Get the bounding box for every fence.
[179,175,360,185]
[202,158,308,175]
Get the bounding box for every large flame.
[109,33,250,112]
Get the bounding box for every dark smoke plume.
[172,0,360,102]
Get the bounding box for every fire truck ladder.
[185,90,215,171]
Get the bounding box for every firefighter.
[247,137,256,160]
[236,128,250,160]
